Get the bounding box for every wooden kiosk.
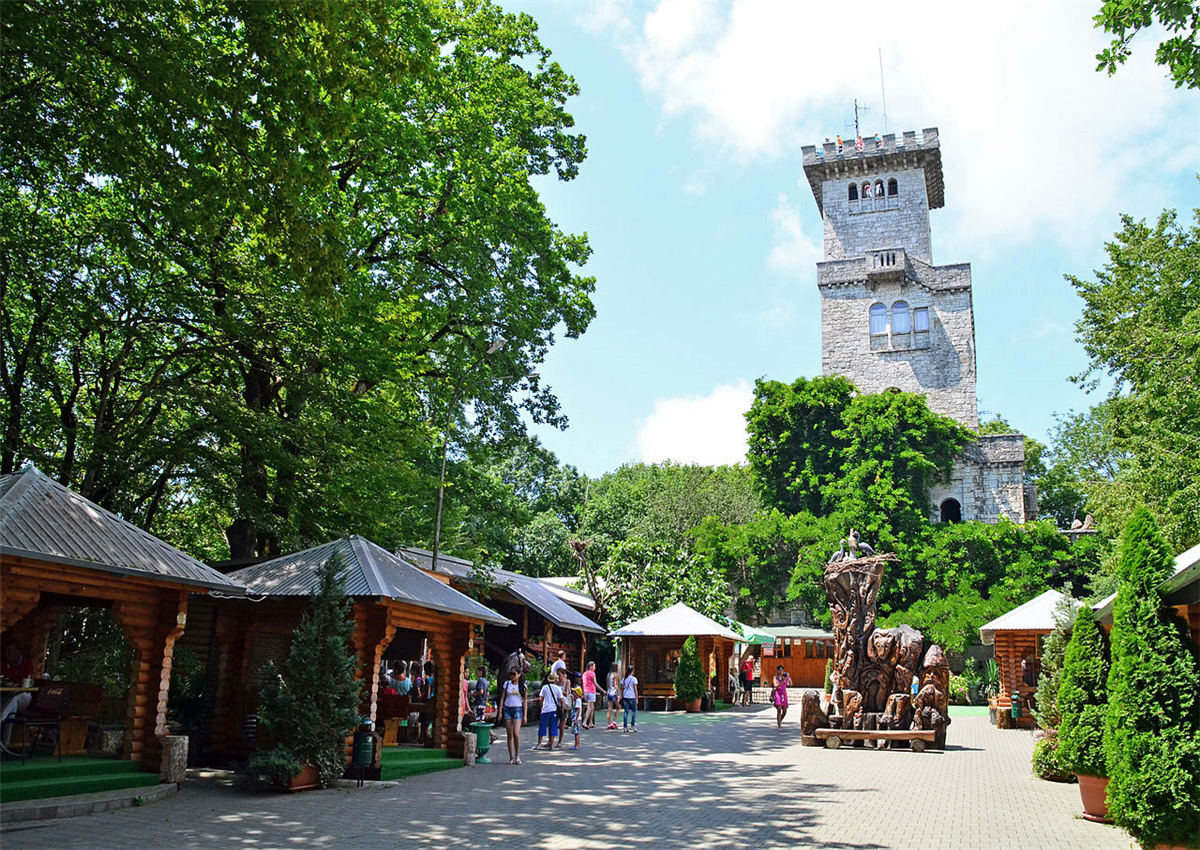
[610,603,741,709]
[0,467,246,772]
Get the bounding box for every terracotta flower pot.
[284,764,321,792]
[685,698,702,713]
[1075,773,1110,823]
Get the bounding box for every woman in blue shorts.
[536,672,563,750]
[500,668,526,764]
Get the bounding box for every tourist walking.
[473,667,489,722]
[555,669,571,748]
[500,668,525,764]
[551,649,567,678]
[582,661,598,728]
[773,665,792,730]
[740,656,755,705]
[621,666,639,732]
[535,673,563,750]
[568,686,583,750]
[605,662,620,730]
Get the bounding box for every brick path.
[2,708,1132,849]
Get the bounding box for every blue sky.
[505,0,1200,477]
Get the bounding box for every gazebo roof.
[229,536,512,626]
[979,589,1078,646]
[1092,540,1200,623]
[0,466,244,593]
[397,547,605,634]
[610,602,742,641]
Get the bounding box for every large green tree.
[1,0,594,560]
[1094,0,1200,89]
[1069,208,1200,550]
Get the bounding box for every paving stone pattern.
[2,710,1131,849]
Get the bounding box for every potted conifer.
[1104,509,1200,849]
[1056,605,1109,820]
[674,636,706,713]
[242,552,361,791]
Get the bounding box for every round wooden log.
[825,735,842,749]
[911,738,926,753]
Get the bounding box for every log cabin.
[757,626,837,689]
[1092,540,1200,652]
[610,603,741,708]
[0,467,245,773]
[203,536,511,766]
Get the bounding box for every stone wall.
[821,165,934,262]
[819,271,979,428]
[928,435,1027,523]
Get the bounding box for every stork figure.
[829,540,847,563]
[845,529,876,558]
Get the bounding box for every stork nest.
[824,552,899,572]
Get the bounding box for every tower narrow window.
[874,180,884,200]
[892,301,911,333]
[861,181,872,200]
[913,307,929,332]
[869,303,887,334]
[848,183,858,201]
[887,178,898,197]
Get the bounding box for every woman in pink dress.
[773,665,792,730]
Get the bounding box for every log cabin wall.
[992,629,1047,715]
[766,638,835,688]
[0,555,195,773]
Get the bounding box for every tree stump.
[160,735,188,784]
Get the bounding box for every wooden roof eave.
[0,546,246,596]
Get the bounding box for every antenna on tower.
[878,48,889,135]
[845,99,870,138]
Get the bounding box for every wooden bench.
[639,683,675,711]
[813,727,936,752]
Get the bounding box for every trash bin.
[469,721,492,764]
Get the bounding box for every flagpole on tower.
[878,48,889,135]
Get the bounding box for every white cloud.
[592,1,1196,253]
[767,192,821,274]
[682,170,706,195]
[634,381,754,465]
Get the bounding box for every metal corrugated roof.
[1092,540,1200,623]
[229,537,512,626]
[0,466,244,593]
[396,547,606,634]
[760,625,836,640]
[979,589,1078,645]
[610,602,743,641]
[535,576,597,610]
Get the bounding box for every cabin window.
[782,640,792,658]
[913,306,929,332]
[815,640,825,659]
[848,183,858,201]
[869,303,887,334]
[887,178,898,197]
[892,301,911,334]
[941,498,962,523]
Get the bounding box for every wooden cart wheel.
[910,738,926,753]
[825,735,842,749]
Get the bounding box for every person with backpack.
[535,672,563,750]
[500,668,526,765]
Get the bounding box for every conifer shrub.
[674,636,706,702]
[245,551,361,789]
[1031,729,1075,782]
[1055,606,1108,777]
[823,658,833,694]
[1104,508,1200,849]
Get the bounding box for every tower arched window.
[848,183,858,201]
[861,181,872,200]
[887,178,898,197]
[892,301,911,334]
[940,498,962,523]
[874,180,884,200]
[869,303,887,335]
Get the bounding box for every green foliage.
[240,748,307,792]
[1033,598,1077,729]
[947,674,968,705]
[746,375,856,516]
[981,658,999,700]
[46,607,133,698]
[1057,607,1110,777]
[1,0,594,560]
[1094,0,1200,88]
[693,509,838,623]
[1104,508,1200,847]
[673,636,707,702]
[1032,731,1077,783]
[1069,209,1200,551]
[252,552,361,789]
[601,538,728,630]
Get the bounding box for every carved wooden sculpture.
[802,533,950,750]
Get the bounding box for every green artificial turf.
[0,756,158,804]
[378,747,462,782]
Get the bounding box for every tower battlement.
[801,128,944,216]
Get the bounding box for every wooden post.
[543,621,552,663]
[579,629,587,672]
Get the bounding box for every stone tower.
[800,129,1029,524]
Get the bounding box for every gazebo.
[979,588,1078,726]
[611,603,741,709]
[202,536,511,763]
[0,467,245,772]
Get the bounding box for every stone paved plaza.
[3,707,1132,850]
